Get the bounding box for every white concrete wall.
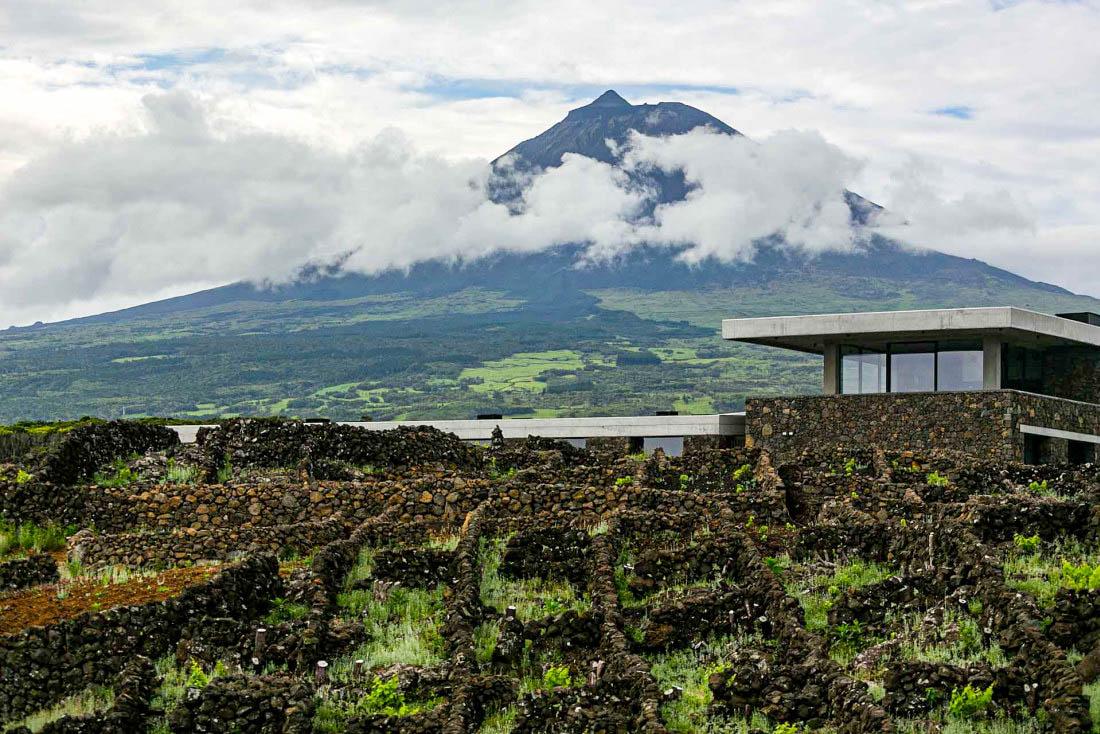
[168,413,746,444]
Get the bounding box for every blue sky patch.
[932,105,975,120]
[134,48,227,71]
[414,77,741,104]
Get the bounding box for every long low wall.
[170,413,746,444]
[746,389,1100,463]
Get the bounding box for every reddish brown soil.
[0,564,220,636]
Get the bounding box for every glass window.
[890,342,935,393]
[1002,344,1045,394]
[840,347,886,394]
[937,341,983,391]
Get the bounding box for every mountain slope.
[1,91,1097,423]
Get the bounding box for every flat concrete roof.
[722,307,1100,354]
[169,414,746,444]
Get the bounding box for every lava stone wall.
[746,390,1100,463]
[35,421,179,486]
[0,473,490,534]
[1036,346,1100,404]
[72,516,346,569]
[0,554,58,591]
[196,418,481,472]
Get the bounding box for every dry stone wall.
[71,516,347,569]
[35,421,179,486]
[0,553,58,591]
[3,421,1100,732]
[196,418,482,474]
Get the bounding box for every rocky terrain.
[0,419,1098,733]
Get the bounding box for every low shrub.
[948,683,994,719]
[358,675,425,717]
[1013,533,1040,552]
[1027,479,1051,495]
[263,597,311,624]
[542,665,572,689]
[1058,559,1100,592]
[926,471,950,487]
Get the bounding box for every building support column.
[822,342,839,395]
[982,337,1003,390]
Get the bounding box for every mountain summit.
[496,90,739,171]
[581,89,631,109]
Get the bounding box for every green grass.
[478,706,518,734]
[459,350,586,394]
[91,458,138,487]
[895,713,1041,734]
[163,458,198,484]
[423,533,462,551]
[478,536,590,621]
[673,395,716,414]
[2,685,114,732]
[0,520,69,558]
[474,619,501,665]
[263,597,311,624]
[621,578,724,610]
[1085,679,1100,733]
[783,560,896,632]
[343,546,375,589]
[1003,537,1100,608]
[335,584,446,672]
[893,609,1006,667]
[645,634,771,733]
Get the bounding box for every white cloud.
[618,129,862,263]
[1,0,1099,324]
[0,94,869,326]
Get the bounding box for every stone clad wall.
[1040,346,1100,404]
[746,390,1100,462]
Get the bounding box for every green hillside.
[3,268,1098,423]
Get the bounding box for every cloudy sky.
[1,0,1099,327]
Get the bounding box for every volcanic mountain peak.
[586,89,631,108]
[497,90,740,170]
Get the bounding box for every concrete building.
[723,307,1100,464]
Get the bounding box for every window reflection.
[840,347,885,394]
[838,340,985,393]
[937,343,983,391]
[890,342,936,393]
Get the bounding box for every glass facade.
[838,340,984,394]
[937,343,984,391]
[890,342,936,393]
[1002,344,1046,394]
[840,347,886,394]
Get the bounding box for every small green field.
[460,351,586,394]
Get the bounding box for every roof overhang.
[721,307,1100,355]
